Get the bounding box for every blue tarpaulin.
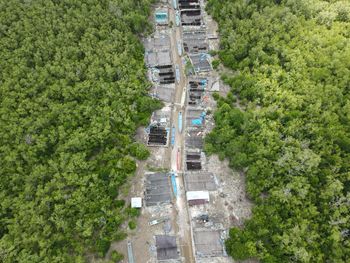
[155,12,168,23]
[192,119,202,126]
[171,126,175,147]
[178,112,183,133]
[171,173,177,198]
[176,11,180,26]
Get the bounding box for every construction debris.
[149,217,170,226]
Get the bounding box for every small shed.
[131,197,142,208]
[186,191,209,206]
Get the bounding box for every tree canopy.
[0,0,159,262]
[206,0,350,262]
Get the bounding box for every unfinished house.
[183,30,208,53]
[145,173,172,206]
[155,235,179,260]
[144,34,170,51]
[147,124,168,146]
[184,172,217,191]
[145,34,175,85]
[187,78,207,106]
[146,50,175,84]
[186,150,202,170]
[180,9,202,26]
[147,108,171,146]
[186,108,206,128]
[150,85,175,103]
[146,50,172,67]
[144,33,175,101]
[189,53,212,73]
[185,129,204,149]
[155,8,169,26]
[193,230,224,257]
[178,0,200,10]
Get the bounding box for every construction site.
[110,1,253,262]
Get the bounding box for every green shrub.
[111,251,124,262]
[128,220,137,230]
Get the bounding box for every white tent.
[131,197,142,208]
[186,191,209,202]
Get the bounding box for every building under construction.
[186,150,202,170]
[145,173,172,206]
[178,0,200,10]
[145,33,175,85]
[183,29,208,53]
[180,9,202,26]
[187,78,207,106]
[146,107,171,146]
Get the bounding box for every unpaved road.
[168,5,196,263]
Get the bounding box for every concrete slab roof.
[185,172,217,191]
[146,50,172,67]
[194,230,224,257]
[145,173,172,206]
[155,235,179,260]
[144,34,171,51]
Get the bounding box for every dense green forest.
[206,0,350,262]
[0,0,159,262]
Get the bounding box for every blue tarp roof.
[192,119,202,126]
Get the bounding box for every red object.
[188,199,208,206]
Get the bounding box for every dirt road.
[168,6,196,263]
